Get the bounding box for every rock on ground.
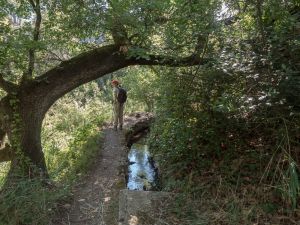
[118,190,171,225]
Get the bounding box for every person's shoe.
[119,125,123,130]
[114,126,117,131]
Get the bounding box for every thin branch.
[24,0,42,80]
[194,34,209,57]
[255,0,266,46]
[46,49,66,62]
[28,0,36,8]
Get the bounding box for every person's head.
[111,79,119,87]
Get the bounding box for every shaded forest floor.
[51,127,127,225]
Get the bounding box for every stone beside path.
[118,190,171,225]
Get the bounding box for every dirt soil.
[52,127,127,225]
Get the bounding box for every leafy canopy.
[0,0,221,84]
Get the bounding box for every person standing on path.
[111,79,127,131]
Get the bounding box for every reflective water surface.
[127,140,157,190]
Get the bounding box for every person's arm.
[113,87,118,104]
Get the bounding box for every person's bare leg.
[119,104,124,130]
[113,104,119,131]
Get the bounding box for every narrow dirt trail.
[54,127,127,225]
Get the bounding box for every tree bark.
[18,100,47,177]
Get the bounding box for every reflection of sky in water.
[127,143,156,190]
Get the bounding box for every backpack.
[117,87,127,103]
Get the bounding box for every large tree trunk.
[18,98,47,177]
[1,93,47,179]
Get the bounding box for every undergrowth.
[149,67,300,224]
[0,178,68,225]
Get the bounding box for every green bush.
[149,65,300,223]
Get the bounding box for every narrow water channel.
[127,138,158,191]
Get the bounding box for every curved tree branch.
[22,44,211,116]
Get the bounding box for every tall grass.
[286,162,299,209]
[0,178,68,225]
[0,162,10,188]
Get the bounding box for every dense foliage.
[148,65,299,223]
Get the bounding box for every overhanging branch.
[28,44,212,113]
